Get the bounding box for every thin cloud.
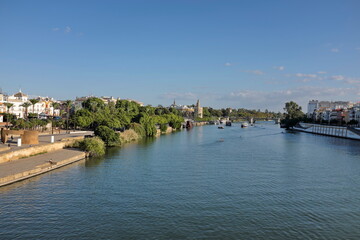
[317,71,327,74]
[160,92,197,100]
[224,62,232,66]
[245,70,264,75]
[274,66,285,71]
[330,75,345,81]
[327,75,360,86]
[65,26,72,33]
[219,86,360,111]
[330,48,339,53]
[295,73,317,78]
[52,27,60,32]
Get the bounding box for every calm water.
[1,122,360,239]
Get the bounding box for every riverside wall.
[193,122,208,126]
[0,151,86,187]
[0,136,84,164]
[292,123,360,140]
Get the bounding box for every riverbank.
[292,122,360,140]
[0,148,86,187]
[0,132,90,187]
[0,126,185,187]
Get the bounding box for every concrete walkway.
[0,131,92,155]
[0,148,86,187]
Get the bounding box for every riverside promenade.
[0,131,92,187]
[0,131,92,154]
[0,149,86,187]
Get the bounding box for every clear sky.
[0,0,359,111]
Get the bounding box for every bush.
[79,137,105,157]
[130,123,146,138]
[94,125,121,146]
[139,114,157,137]
[167,114,183,129]
[160,124,168,133]
[120,129,140,143]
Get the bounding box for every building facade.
[0,90,59,121]
[307,100,359,124]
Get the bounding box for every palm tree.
[5,103,14,129]
[51,102,61,134]
[5,103,14,114]
[63,100,72,133]
[20,102,31,120]
[29,99,40,115]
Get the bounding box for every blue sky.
[0,0,359,111]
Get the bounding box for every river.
[1,122,360,239]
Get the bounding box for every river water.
[1,122,360,239]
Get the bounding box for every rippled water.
[1,122,360,239]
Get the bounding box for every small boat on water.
[225,121,232,126]
[241,122,249,128]
[218,126,224,129]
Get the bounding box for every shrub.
[94,125,121,146]
[130,123,146,138]
[139,114,157,137]
[160,124,168,133]
[120,129,140,143]
[79,137,105,157]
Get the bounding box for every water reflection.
[1,125,360,240]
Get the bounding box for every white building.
[307,100,352,120]
[6,91,29,119]
[0,90,59,120]
[307,100,319,118]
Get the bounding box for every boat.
[218,126,224,129]
[241,122,249,128]
[225,121,232,126]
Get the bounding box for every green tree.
[29,99,39,114]
[20,102,31,119]
[167,114,183,129]
[82,97,105,112]
[130,123,146,137]
[5,103,14,114]
[94,125,120,146]
[116,100,140,115]
[139,114,157,137]
[284,101,304,119]
[4,103,14,128]
[282,101,305,128]
[74,109,93,129]
[63,100,73,133]
[51,102,61,134]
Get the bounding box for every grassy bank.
[71,126,176,157]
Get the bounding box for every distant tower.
[171,99,177,108]
[194,99,203,118]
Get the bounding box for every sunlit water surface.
[1,123,360,239]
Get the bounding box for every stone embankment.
[0,136,84,164]
[0,134,87,187]
[0,149,86,187]
[193,122,208,126]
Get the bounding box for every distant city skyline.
[1,0,359,111]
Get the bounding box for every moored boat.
[241,122,249,128]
